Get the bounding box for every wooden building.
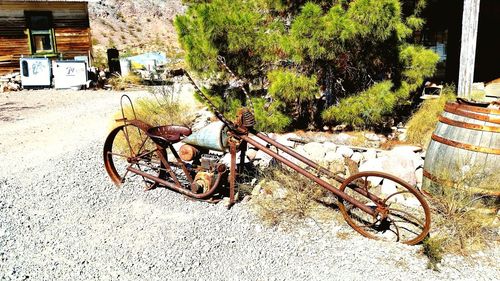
[0,0,91,75]
[412,0,500,83]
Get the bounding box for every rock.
[335,133,351,144]
[398,131,407,142]
[391,145,423,153]
[381,180,398,196]
[358,157,386,186]
[381,151,418,186]
[274,133,297,148]
[390,146,424,170]
[291,146,309,168]
[362,149,377,162]
[336,146,354,158]
[246,148,258,161]
[415,167,423,189]
[322,126,330,131]
[324,151,343,163]
[403,197,422,208]
[303,142,326,161]
[272,187,288,199]
[322,142,337,153]
[254,150,273,168]
[351,152,363,164]
[248,135,269,149]
[319,193,337,205]
[191,109,212,132]
[251,184,261,196]
[364,133,380,142]
[333,124,347,131]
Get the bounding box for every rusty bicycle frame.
[104,59,431,245]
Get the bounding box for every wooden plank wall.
[0,1,91,75]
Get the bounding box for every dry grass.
[406,86,456,147]
[422,236,445,270]
[108,73,143,91]
[110,86,196,152]
[423,161,499,268]
[250,167,341,228]
[113,85,195,128]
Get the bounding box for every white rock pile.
[248,133,425,189]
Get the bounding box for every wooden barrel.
[423,102,500,197]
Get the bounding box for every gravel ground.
[0,90,499,280]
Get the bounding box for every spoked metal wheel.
[338,171,431,245]
[103,123,166,189]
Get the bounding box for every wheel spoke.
[338,171,431,244]
[388,208,424,227]
[107,151,130,159]
[104,123,166,189]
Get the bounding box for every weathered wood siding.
[0,1,91,75]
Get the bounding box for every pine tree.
[175,0,438,131]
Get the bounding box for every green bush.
[175,0,438,131]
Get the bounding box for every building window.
[25,11,56,54]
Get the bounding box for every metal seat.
[146,125,192,147]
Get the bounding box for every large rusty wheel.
[103,123,166,190]
[338,171,431,245]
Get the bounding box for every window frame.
[25,11,57,56]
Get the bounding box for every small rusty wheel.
[338,171,431,245]
[103,123,166,189]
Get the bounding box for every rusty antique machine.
[103,58,431,245]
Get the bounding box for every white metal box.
[19,58,52,88]
[53,60,88,89]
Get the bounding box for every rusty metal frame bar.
[127,166,225,199]
[239,133,377,216]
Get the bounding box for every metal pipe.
[127,166,224,199]
[254,132,345,183]
[253,131,384,204]
[240,134,376,216]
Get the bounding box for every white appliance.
[53,60,88,89]
[19,58,52,88]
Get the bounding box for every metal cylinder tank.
[182,121,229,151]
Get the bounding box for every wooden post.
[458,0,481,99]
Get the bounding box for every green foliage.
[268,69,318,102]
[176,0,438,130]
[400,45,440,89]
[252,98,292,132]
[322,81,395,127]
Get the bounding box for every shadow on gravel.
[0,102,45,122]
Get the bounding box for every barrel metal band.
[444,104,500,124]
[438,116,500,133]
[453,102,500,115]
[431,134,500,155]
[423,169,500,196]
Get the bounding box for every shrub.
[250,167,340,227]
[175,0,438,131]
[111,86,196,150]
[406,85,456,147]
[108,73,142,90]
[424,162,499,260]
[321,81,395,128]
